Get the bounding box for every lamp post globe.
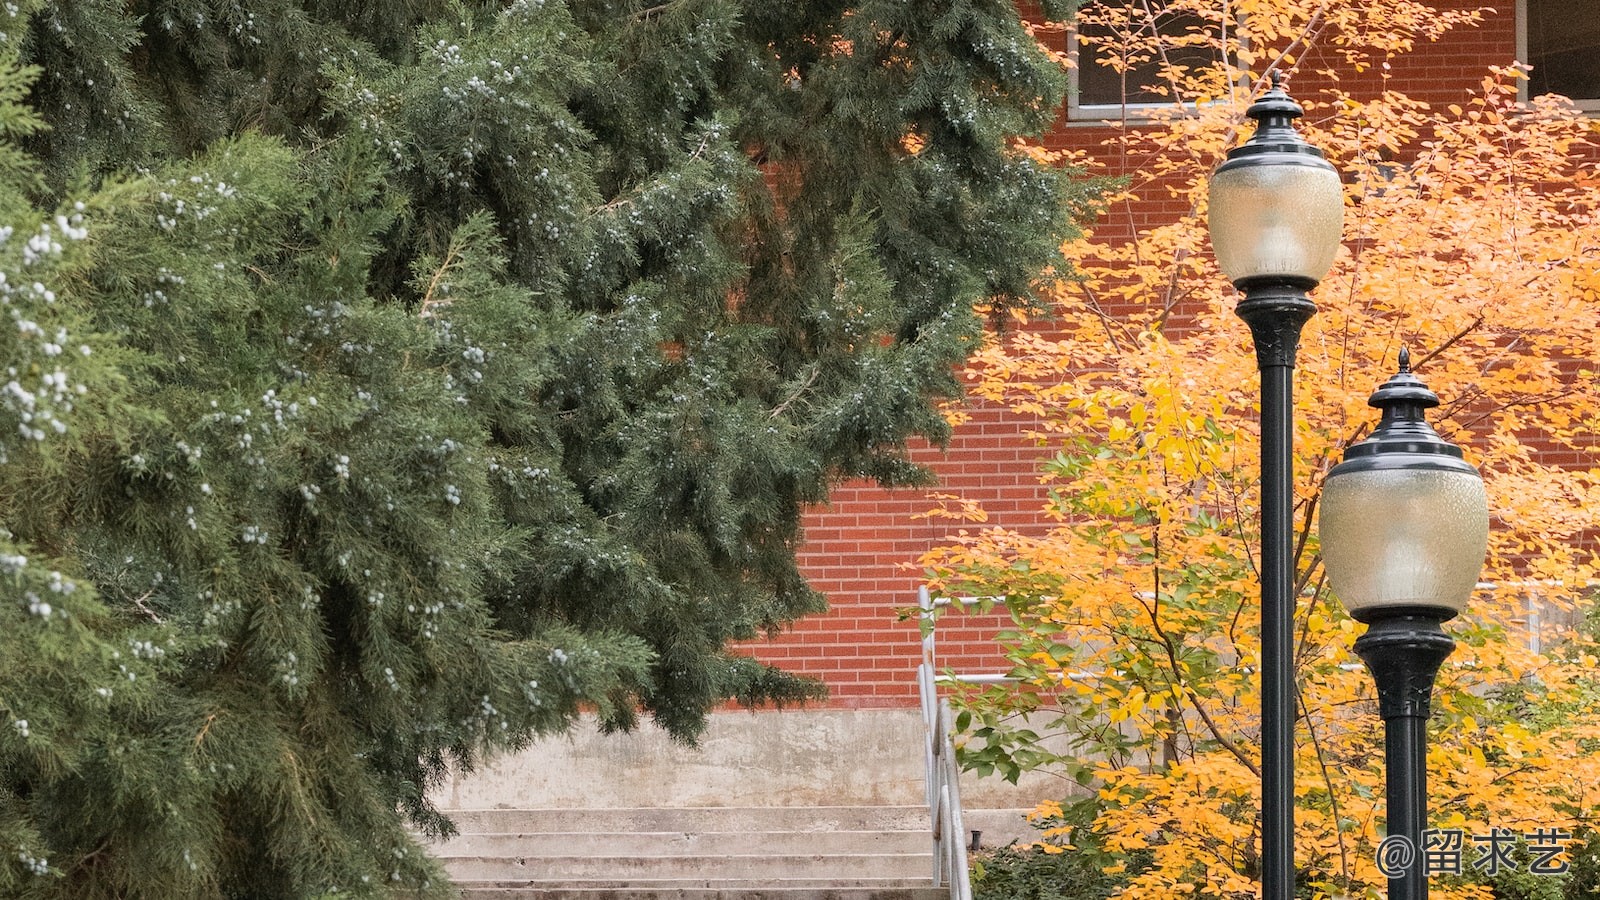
[1320,349,1489,619]
[1319,350,1489,900]
[1206,71,1344,900]
[1208,72,1344,289]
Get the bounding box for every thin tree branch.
[1073,280,1136,353]
[1413,314,1486,372]
[1301,680,1353,895]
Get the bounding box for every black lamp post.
[1207,72,1344,900]
[1319,352,1489,900]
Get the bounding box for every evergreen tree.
[1,0,1096,896]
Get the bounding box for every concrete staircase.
[426,711,1055,899]
[433,805,948,899]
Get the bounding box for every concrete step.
[443,806,932,836]
[432,829,928,858]
[441,851,931,881]
[431,804,972,896]
[451,877,947,890]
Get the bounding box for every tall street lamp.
[1319,352,1490,900]
[1207,71,1344,900]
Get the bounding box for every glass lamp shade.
[1319,466,1488,618]
[1208,161,1344,285]
[1317,354,1489,620]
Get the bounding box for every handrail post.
[917,587,975,900]
[941,700,972,900]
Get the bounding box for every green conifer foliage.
[2,0,1097,895]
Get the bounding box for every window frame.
[1517,0,1600,113]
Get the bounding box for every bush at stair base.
[970,841,1139,900]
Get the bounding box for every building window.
[1068,0,1227,120]
[1521,0,1600,112]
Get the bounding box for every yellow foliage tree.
[922,2,1600,898]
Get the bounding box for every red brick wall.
[757,402,1058,707]
[744,3,1539,708]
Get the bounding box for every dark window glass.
[1075,0,1222,109]
[1526,0,1600,103]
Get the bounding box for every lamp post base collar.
[1352,611,1457,721]
[1235,283,1317,370]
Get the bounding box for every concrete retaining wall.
[434,707,1067,813]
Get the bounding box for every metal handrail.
[914,587,1120,900]
[918,586,973,900]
